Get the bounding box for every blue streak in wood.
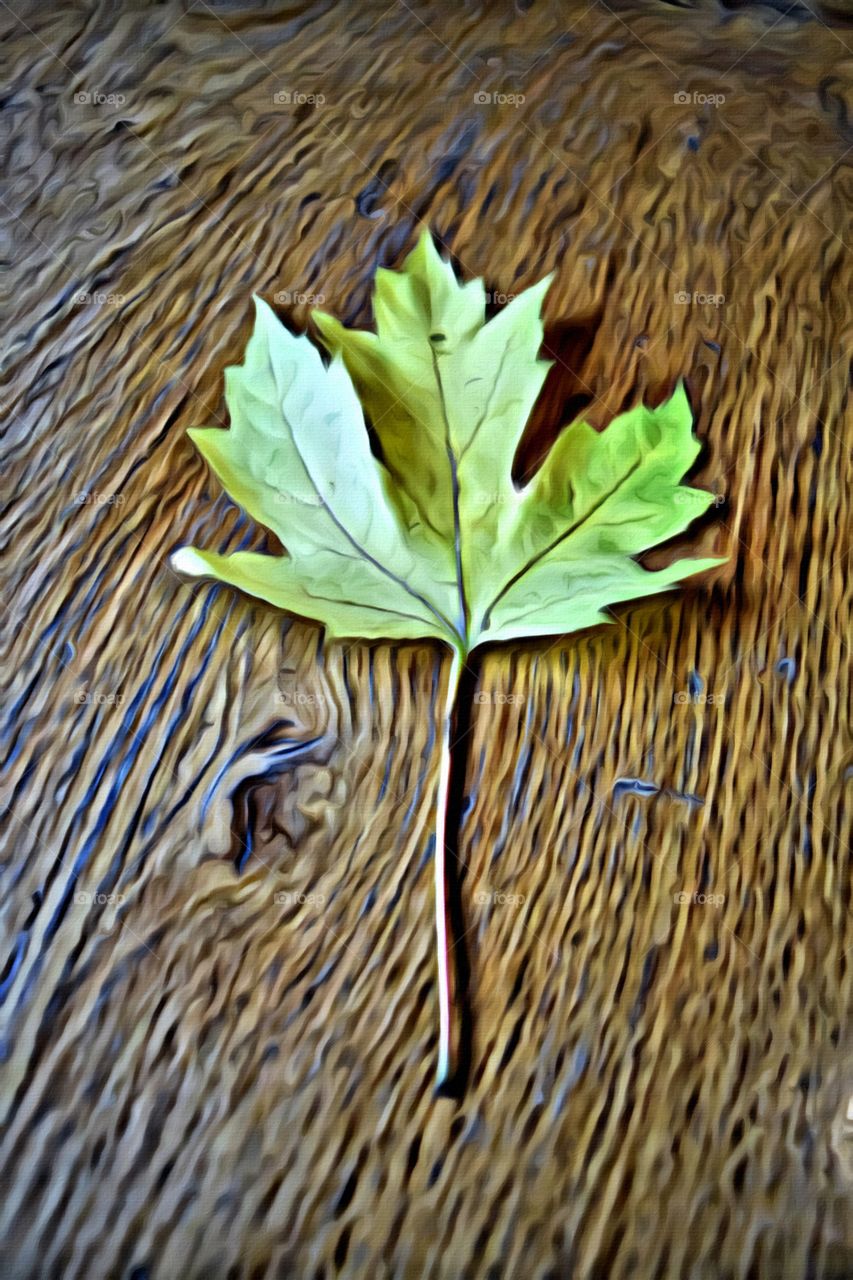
[552,1040,589,1116]
[200,730,321,823]
[0,932,27,1004]
[377,750,394,802]
[775,656,796,683]
[140,615,241,838]
[42,597,212,946]
[613,777,659,800]
[7,599,222,1025]
[101,608,238,887]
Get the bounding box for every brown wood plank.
[1,1,852,1276]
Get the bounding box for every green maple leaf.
[171,230,725,1091]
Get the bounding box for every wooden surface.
[2,1,853,1276]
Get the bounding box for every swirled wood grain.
[1,0,852,1276]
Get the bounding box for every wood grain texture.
[1,1,852,1276]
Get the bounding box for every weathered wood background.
[2,0,853,1276]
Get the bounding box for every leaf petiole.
[433,643,467,1092]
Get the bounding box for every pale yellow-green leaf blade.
[479,555,726,646]
[171,547,454,644]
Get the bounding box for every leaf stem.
[434,643,465,1090]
